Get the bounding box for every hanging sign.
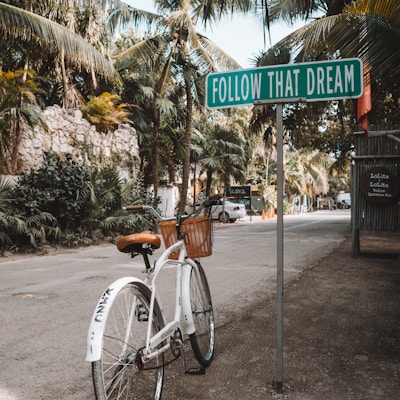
[359,167,399,203]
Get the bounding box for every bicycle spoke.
[91,283,164,400]
[189,262,215,366]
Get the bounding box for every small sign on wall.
[226,185,251,197]
[359,167,399,203]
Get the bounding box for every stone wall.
[19,105,138,174]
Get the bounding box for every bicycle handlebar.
[125,205,145,211]
[124,205,169,221]
[124,202,211,221]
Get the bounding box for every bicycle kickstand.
[173,330,205,375]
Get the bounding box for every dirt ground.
[161,231,400,399]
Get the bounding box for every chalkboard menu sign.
[359,167,399,203]
[226,185,251,197]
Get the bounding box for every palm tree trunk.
[152,112,161,205]
[61,46,68,108]
[22,55,29,82]
[265,151,270,186]
[9,118,20,175]
[205,169,212,198]
[178,76,193,214]
[91,64,98,90]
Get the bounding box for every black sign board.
[359,167,399,203]
[227,185,251,197]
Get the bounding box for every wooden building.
[351,126,400,256]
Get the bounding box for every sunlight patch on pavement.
[0,388,18,400]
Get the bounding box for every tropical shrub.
[80,92,132,133]
[0,175,59,252]
[0,176,15,249]
[12,152,92,233]
[1,153,157,253]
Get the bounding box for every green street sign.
[206,58,363,109]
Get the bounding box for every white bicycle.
[86,204,215,399]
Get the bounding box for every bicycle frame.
[86,235,200,364]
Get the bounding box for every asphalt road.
[0,210,350,400]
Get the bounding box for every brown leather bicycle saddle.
[117,231,161,253]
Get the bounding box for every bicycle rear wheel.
[189,261,215,366]
[92,282,164,400]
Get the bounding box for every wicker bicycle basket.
[158,216,212,260]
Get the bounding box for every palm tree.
[263,1,400,97]
[0,69,47,174]
[114,0,253,213]
[115,31,181,201]
[284,148,330,210]
[193,122,246,198]
[252,1,400,177]
[41,0,132,105]
[264,0,349,21]
[300,149,330,196]
[0,2,119,81]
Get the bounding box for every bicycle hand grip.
[125,205,144,211]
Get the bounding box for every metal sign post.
[276,103,284,391]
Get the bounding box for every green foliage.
[0,176,60,252]
[114,172,159,235]
[77,168,158,239]
[1,152,157,254]
[0,69,47,174]
[83,166,135,236]
[80,92,132,133]
[0,176,15,249]
[13,152,92,232]
[192,120,246,198]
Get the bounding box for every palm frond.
[109,1,160,35]
[196,34,242,71]
[0,176,15,211]
[273,2,400,88]
[114,34,165,71]
[191,0,254,28]
[0,3,119,81]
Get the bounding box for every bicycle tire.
[189,261,215,366]
[92,282,164,400]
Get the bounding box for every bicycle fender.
[181,261,196,335]
[86,276,147,362]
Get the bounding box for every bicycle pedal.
[136,304,148,322]
[185,367,206,375]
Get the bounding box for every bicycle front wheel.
[92,282,164,400]
[189,261,215,366]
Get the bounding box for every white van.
[184,198,246,222]
[336,192,351,209]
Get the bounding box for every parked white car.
[185,198,246,223]
[336,192,351,209]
